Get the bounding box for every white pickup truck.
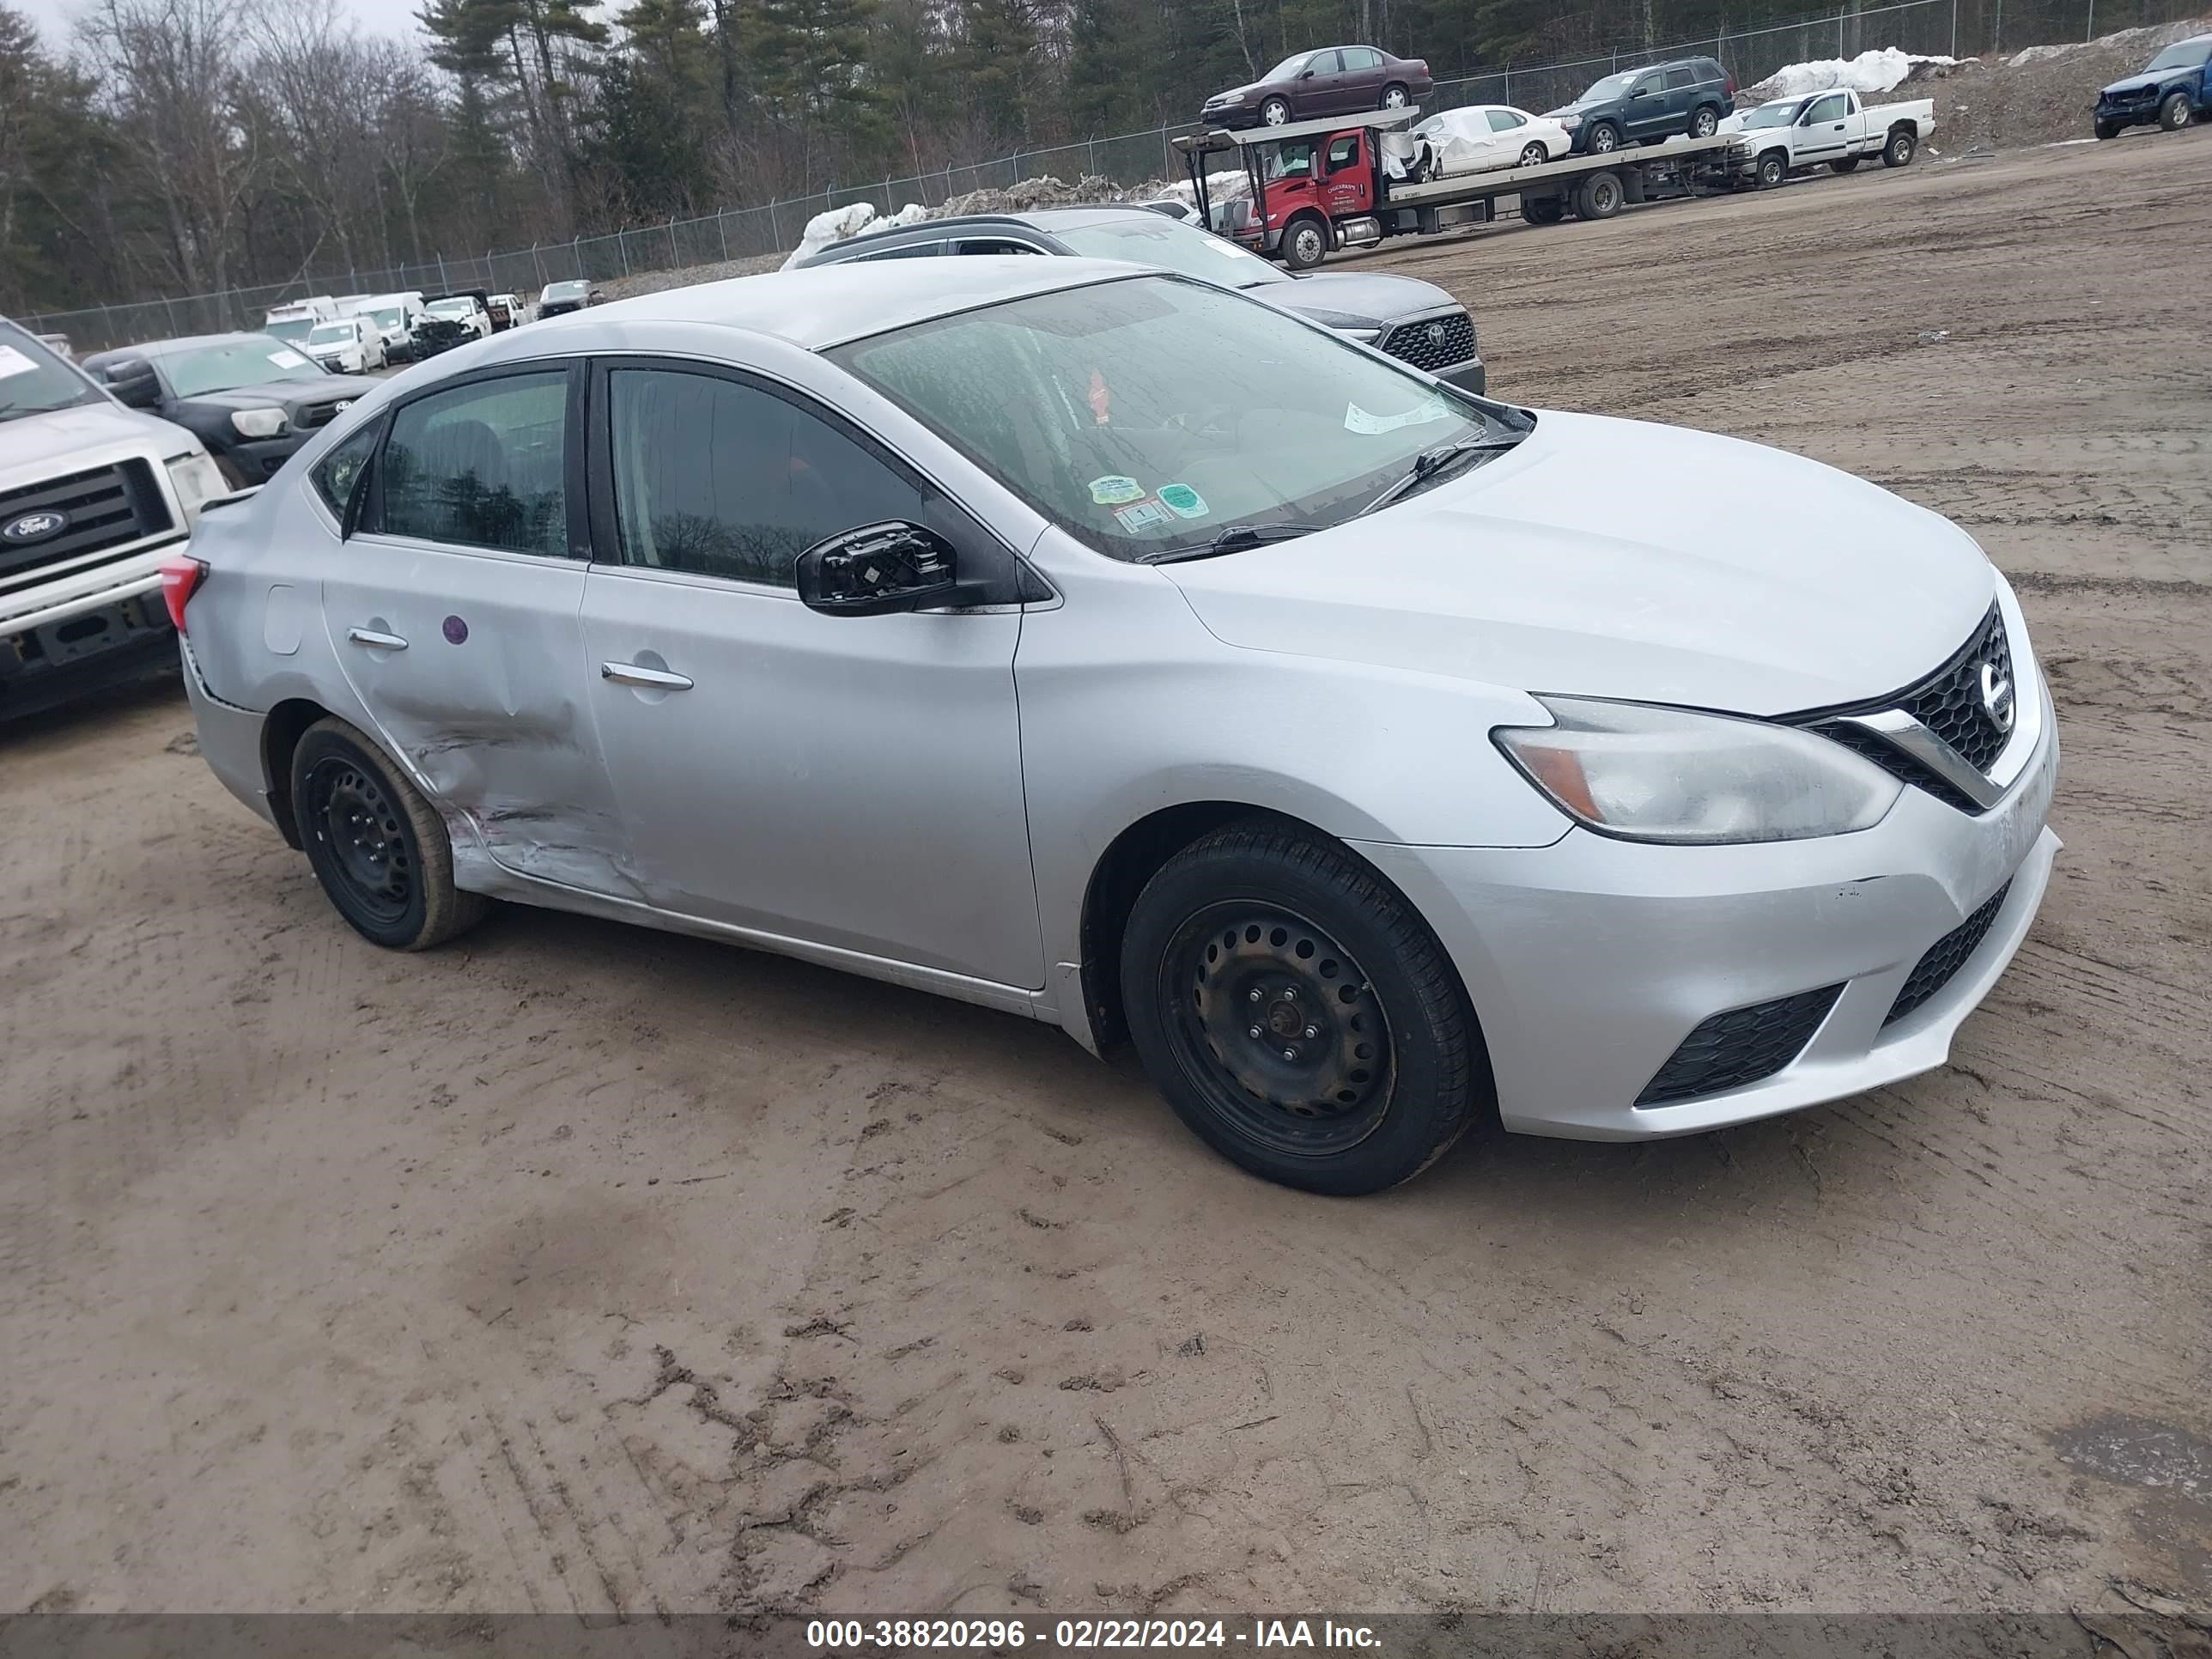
[1723,88,1936,188]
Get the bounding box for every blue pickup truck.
[2094,33,2212,138]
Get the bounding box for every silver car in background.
[166,259,2058,1194]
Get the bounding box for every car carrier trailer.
[1176,108,1737,268]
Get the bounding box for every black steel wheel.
[1121,817,1488,1195]
[291,716,488,951]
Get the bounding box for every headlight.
[165,452,228,525]
[1558,113,1583,130]
[1492,695,1903,844]
[230,406,287,439]
[1340,327,1382,343]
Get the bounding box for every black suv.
[1546,56,1736,154]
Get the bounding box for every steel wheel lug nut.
[1283,985,1297,999]
[1281,1048,1297,1060]
[1304,1024,1318,1038]
[1249,1026,1263,1039]
[1249,988,1263,1002]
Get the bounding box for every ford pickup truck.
[1723,88,1935,187]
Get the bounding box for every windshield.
[830,276,1521,561]
[544,282,589,302]
[2145,40,2211,69]
[1261,52,1311,81]
[307,321,356,345]
[367,307,406,331]
[1742,100,1804,127]
[1577,71,1637,101]
[0,321,103,421]
[427,299,474,318]
[264,316,318,343]
[1052,219,1287,289]
[159,337,325,398]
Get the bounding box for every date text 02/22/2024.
[805,1619,1382,1650]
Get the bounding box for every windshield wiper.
[1357,436,1522,517]
[1135,521,1318,564]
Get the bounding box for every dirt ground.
[3,132,2209,1621]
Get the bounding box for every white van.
[0,317,228,716]
[356,291,428,362]
[263,296,338,349]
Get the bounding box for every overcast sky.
[19,0,428,52]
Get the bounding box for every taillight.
[159,556,209,633]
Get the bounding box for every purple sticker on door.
[442,615,468,644]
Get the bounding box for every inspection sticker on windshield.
[1115,500,1176,532]
[267,349,310,368]
[0,344,38,380]
[1090,475,1145,506]
[1345,395,1451,435]
[1157,483,1210,520]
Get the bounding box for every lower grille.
[0,460,173,590]
[296,400,350,429]
[1636,983,1844,1107]
[1885,880,2012,1028]
[1380,312,1476,371]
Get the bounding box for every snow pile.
[780,201,931,270]
[1743,46,1959,101]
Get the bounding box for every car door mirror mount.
[797,521,965,617]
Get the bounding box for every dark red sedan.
[1200,46,1435,129]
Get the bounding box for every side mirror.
[1297,68,1316,79]
[797,521,961,617]
[103,359,162,410]
[1631,85,1655,98]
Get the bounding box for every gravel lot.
[3,133,2207,1620]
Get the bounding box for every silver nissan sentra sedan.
[163,258,2059,1195]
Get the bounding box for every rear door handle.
[601,660,694,690]
[346,627,408,650]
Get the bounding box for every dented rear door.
[321,363,635,896]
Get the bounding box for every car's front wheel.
[1261,96,1292,126]
[2094,118,2121,139]
[2158,90,2191,130]
[1585,120,1621,154]
[292,716,488,951]
[1121,817,1486,1195]
[1280,213,1330,270]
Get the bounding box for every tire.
[1517,141,1548,168]
[2094,118,2121,139]
[291,716,488,951]
[1280,213,1330,270]
[1585,120,1621,154]
[1521,194,1566,224]
[1883,127,1917,167]
[1381,82,1410,110]
[1120,817,1485,1195]
[1690,104,1720,137]
[1753,149,1789,189]
[1572,169,1625,218]
[1260,97,1292,126]
[2158,90,2191,131]
[1829,155,1862,172]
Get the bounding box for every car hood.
[179,376,380,416]
[1207,82,1262,100]
[1249,270,1460,330]
[0,399,200,470]
[1158,410,1996,716]
[1546,97,1610,117]
[2100,70,2181,94]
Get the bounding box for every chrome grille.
[0,460,173,590]
[1379,312,1476,371]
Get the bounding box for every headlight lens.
[165,452,228,524]
[230,406,287,439]
[1493,695,1903,844]
[1558,113,1583,130]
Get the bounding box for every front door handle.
[346,626,408,650]
[601,660,694,690]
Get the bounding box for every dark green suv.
[1545,56,1737,154]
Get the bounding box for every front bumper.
[0,592,179,720]
[223,435,313,486]
[1356,687,2060,1140]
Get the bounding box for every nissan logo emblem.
[2,509,67,544]
[1979,660,2015,732]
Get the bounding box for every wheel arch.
[261,696,337,848]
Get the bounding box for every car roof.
[522,258,1150,352]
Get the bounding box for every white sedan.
[1413,105,1573,174]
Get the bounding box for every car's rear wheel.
[2158,90,2191,131]
[1381,82,1410,110]
[1281,213,1330,270]
[1261,96,1292,126]
[1883,127,1917,167]
[1586,120,1621,154]
[1517,141,1548,167]
[1690,105,1720,137]
[292,716,487,951]
[1829,155,1861,172]
[1121,817,1484,1195]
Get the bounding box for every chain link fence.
[23,0,2203,353]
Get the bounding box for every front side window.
[831,276,1522,562]
[314,421,381,519]
[1326,135,1360,170]
[1806,94,1848,121]
[1632,71,1664,96]
[376,372,569,556]
[2144,40,2210,70]
[1309,50,1344,74]
[606,368,926,588]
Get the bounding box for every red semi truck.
[1176,107,1735,268]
